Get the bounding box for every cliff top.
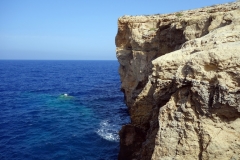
[118,1,240,23]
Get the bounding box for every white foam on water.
[96,120,120,142]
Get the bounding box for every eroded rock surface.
[116,2,240,160]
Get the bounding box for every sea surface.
[0,60,130,160]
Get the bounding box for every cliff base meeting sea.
[0,60,129,160]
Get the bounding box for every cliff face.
[116,2,240,160]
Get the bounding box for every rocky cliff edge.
[116,2,240,160]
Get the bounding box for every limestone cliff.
[116,2,240,160]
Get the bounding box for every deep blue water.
[0,60,129,160]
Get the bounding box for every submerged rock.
[116,2,240,160]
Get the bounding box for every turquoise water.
[0,60,129,160]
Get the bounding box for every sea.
[0,60,130,160]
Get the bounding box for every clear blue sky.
[0,0,234,60]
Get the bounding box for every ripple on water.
[0,60,130,160]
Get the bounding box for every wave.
[96,120,120,142]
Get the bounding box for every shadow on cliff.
[118,20,189,160]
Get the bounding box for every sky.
[0,0,235,60]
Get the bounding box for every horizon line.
[0,59,118,61]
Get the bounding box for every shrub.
[176,12,183,17]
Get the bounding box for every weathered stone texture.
[116,2,240,160]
